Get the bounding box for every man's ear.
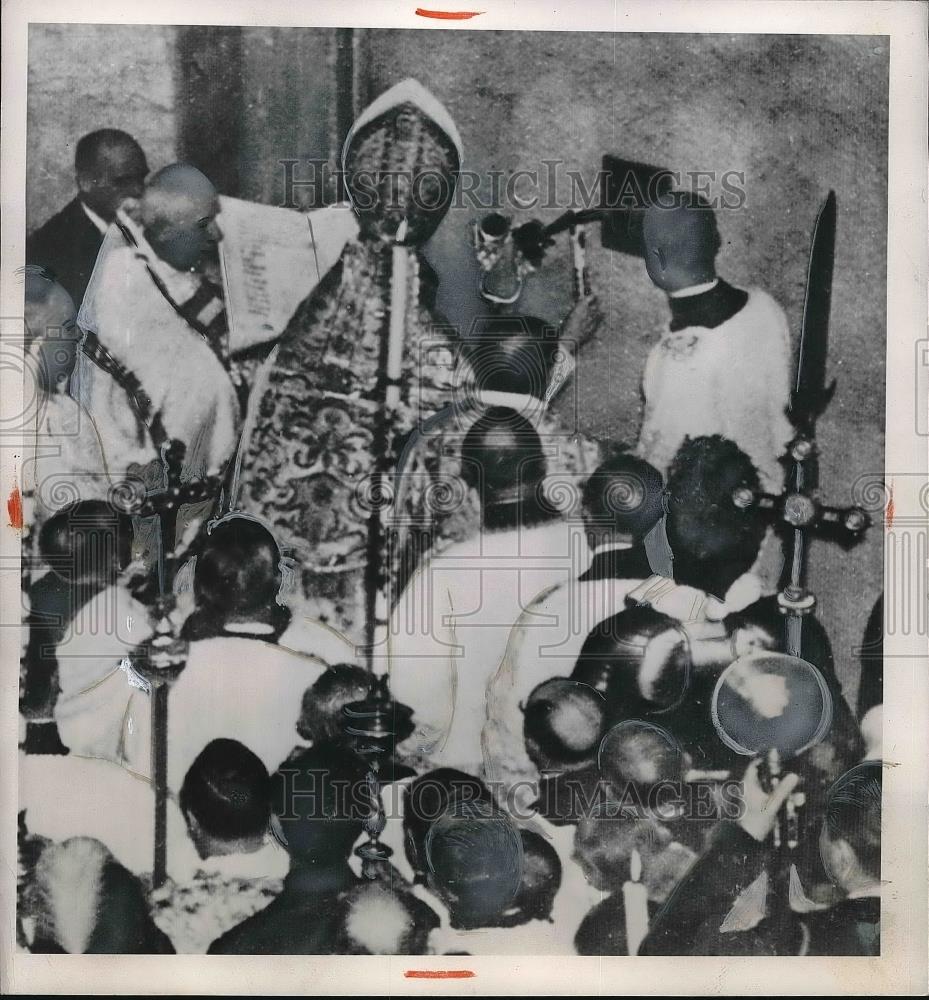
[76,172,95,197]
[269,812,288,849]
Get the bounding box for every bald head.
[24,267,79,392]
[336,881,439,954]
[75,129,148,223]
[642,191,721,293]
[140,164,222,273]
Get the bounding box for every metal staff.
[731,192,869,655]
[363,220,410,670]
[353,223,420,879]
[780,190,838,654]
[569,222,592,301]
[134,440,223,887]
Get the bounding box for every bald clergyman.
[74,163,241,488]
[636,191,793,494]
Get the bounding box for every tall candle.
[623,847,650,956]
[385,219,409,413]
[371,219,410,672]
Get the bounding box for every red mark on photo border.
[7,485,23,530]
[405,969,475,978]
[885,481,894,529]
[415,8,484,19]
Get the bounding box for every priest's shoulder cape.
[638,283,793,493]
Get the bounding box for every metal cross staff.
[131,440,223,888]
[732,191,870,656]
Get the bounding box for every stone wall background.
[26,24,180,228]
[25,25,888,702]
[362,28,889,702]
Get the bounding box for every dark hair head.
[297,664,373,743]
[74,129,144,177]
[460,407,558,530]
[38,501,132,583]
[583,454,665,542]
[333,879,441,954]
[573,892,629,956]
[573,606,690,716]
[823,761,882,880]
[665,435,765,590]
[496,828,562,926]
[598,720,685,804]
[424,799,524,929]
[574,811,673,891]
[271,741,372,862]
[403,768,492,881]
[179,739,272,843]
[468,315,559,398]
[195,516,282,617]
[460,407,547,496]
[523,678,606,773]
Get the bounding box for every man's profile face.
[147,187,223,274]
[78,142,149,222]
[168,193,223,273]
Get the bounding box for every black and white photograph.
[1,1,927,993]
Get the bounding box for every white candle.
[372,219,410,665]
[623,847,650,956]
[385,219,409,413]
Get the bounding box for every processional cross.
[127,440,223,888]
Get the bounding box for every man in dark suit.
[27,129,148,307]
[640,759,881,956]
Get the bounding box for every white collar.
[591,540,634,556]
[222,621,277,636]
[846,885,882,900]
[475,387,547,415]
[80,200,110,235]
[669,278,719,299]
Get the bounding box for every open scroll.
[217,197,358,353]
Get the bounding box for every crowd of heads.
[17,130,882,957]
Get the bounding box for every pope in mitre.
[231,80,468,641]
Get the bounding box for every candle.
[623,847,650,956]
[385,219,409,413]
[370,218,410,670]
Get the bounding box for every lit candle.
[623,847,650,956]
